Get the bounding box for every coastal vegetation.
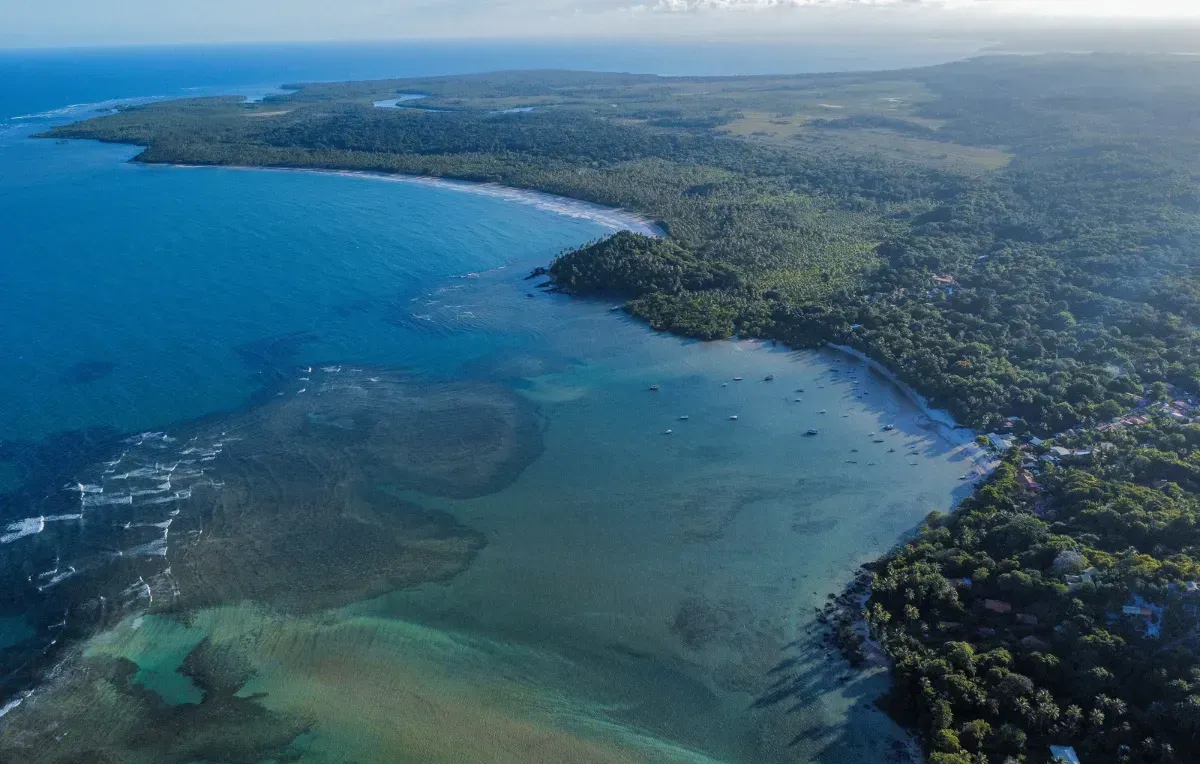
[43,53,1200,763]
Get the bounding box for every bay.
[0,43,987,762]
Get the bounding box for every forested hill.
[44,54,1200,763]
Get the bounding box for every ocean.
[0,41,986,762]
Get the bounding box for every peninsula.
[45,55,1200,764]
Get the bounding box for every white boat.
[729,415,739,420]
[678,415,689,421]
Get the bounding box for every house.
[932,274,956,285]
[1121,595,1165,639]
[1016,613,1039,627]
[976,626,996,638]
[1029,436,1045,446]
[1050,446,1072,458]
[1050,745,1082,764]
[1020,635,1051,651]
[1066,568,1099,591]
[983,599,1012,614]
[987,433,1013,451]
[1017,470,1039,491]
[949,577,973,589]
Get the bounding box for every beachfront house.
[986,433,1013,451]
[1050,745,1082,764]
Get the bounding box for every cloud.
[646,0,938,8]
[628,0,1200,15]
[6,0,1200,48]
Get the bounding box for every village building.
[987,433,1013,451]
[1050,745,1082,764]
[983,599,1012,614]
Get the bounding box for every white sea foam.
[37,566,77,590]
[125,538,168,557]
[129,485,171,497]
[64,483,103,494]
[109,466,166,480]
[81,494,132,507]
[3,514,83,543]
[1,517,45,544]
[0,692,30,719]
[140,489,191,505]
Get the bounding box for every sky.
[3,0,1200,49]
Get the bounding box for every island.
[44,54,1200,764]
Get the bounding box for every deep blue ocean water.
[0,42,987,762]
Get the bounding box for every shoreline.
[826,342,999,481]
[159,162,665,239]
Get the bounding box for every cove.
[0,133,978,762]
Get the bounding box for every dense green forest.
[871,414,1200,764]
[45,54,1200,763]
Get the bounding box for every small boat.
[609,305,622,311]
[796,388,805,393]
[873,439,885,443]
[649,384,660,391]
[819,409,827,414]
[888,448,896,453]
[729,415,739,421]
[678,415,689,421]
[845,460,859,464]
[868,432,875,436]
[851,448,858,453]
[806,428,819,436]
[721,383,729,388]
[733,376,743,382]
[664,429,673,435]
[882,424,895,431]
[764,375,775,382]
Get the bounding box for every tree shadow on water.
[753,630,913,764]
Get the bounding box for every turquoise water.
[0,48,985,763]
[0,146,625,445]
